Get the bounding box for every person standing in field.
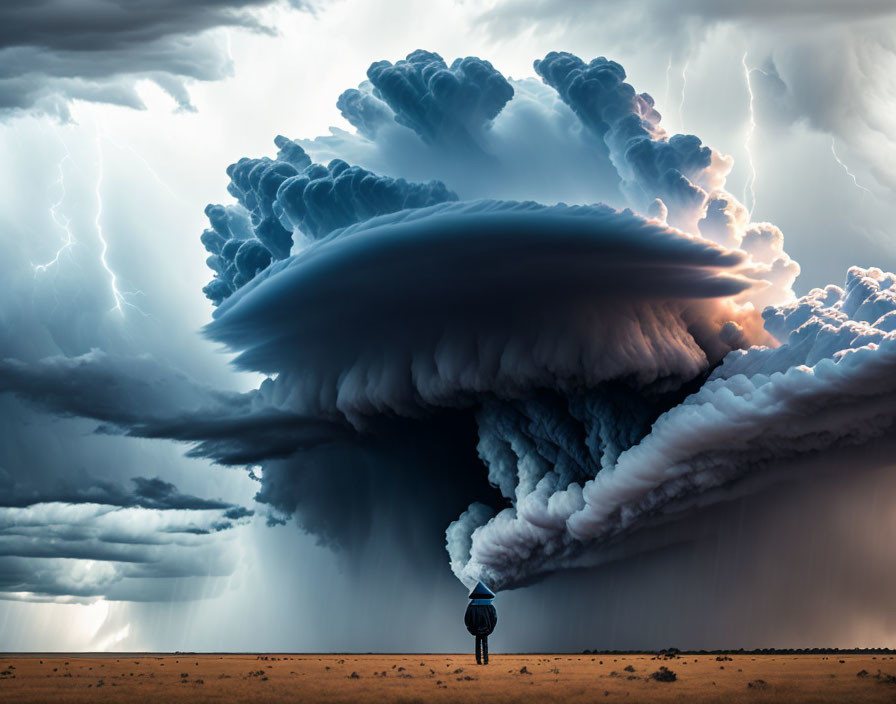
[464,581,497,665]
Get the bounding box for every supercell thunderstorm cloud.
[187,48,808,591]
[7,42,896,630]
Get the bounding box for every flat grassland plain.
[2,653,896,703]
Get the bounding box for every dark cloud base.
[257,411,506,562]
[0,0,312,117]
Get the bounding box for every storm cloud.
[0,352,257,600]
[0,0,313,118]
[188,49,892,593]
[0,349,351,466]
[0,352,257,601]
[476,0,896,56]
[4,46,895,609]
[0,464,253,600]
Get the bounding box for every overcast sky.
[3,0,896,652]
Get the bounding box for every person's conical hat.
[468,581,496,599]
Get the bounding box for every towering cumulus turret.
[365,51,514,150]
[200,136,458,304]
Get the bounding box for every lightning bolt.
[678,59,689,132]
[33,144,76,274]
[93,128,125,314]
[741,52,758,218]
[830,137,872,200]
[92,127,148,317]
[33,123,150,317]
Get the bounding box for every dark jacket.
[464,601,498,637]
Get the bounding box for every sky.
[3,0,896,652]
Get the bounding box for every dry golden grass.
[1,653,895,703]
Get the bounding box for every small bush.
[876,671,896,685]
[651,666,677,682]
